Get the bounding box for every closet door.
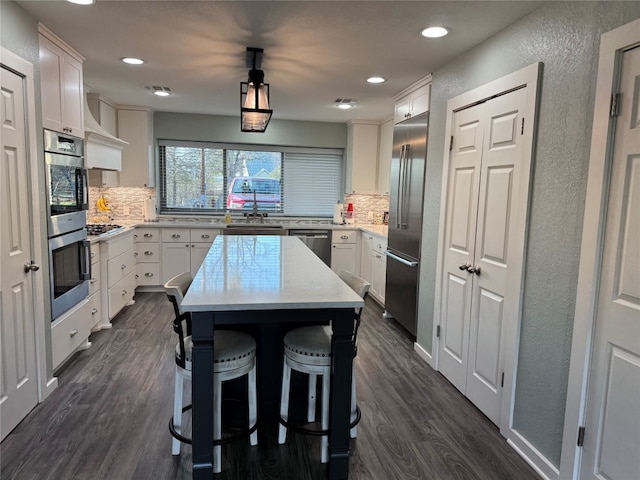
[438,103,485,393]
[465,87,528,425]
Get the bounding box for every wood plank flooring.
[1,292,539,480]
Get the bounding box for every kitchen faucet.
[244,190,267,223]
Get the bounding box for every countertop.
[181,236,364,312]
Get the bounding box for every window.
[159,140,343,216]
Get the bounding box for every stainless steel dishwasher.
[289,229,331,266]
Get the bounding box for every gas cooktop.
[86,223,125,237]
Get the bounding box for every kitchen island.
[181,235,364,480]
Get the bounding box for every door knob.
[458,263,471,271]
[468,266,481,275]
[24,261,40,273]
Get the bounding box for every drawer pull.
[171,234,181,238]
[341,235,349,239]
[144,233,153,238]
[122,289,127,296]
[69,329,78,337]
[121,264,127,270]
[134,252,139,257]
[144,272,154,277]
[90,278,97,284]
[91,308,98,315]
[201,234,210,239]
[144,251,153,255]
[91,252,96,258]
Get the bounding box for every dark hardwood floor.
[1,292,539,480]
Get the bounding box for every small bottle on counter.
[225,211,232,224]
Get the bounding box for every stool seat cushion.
[176,330,256,372]
[284,325,332,366]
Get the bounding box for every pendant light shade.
[241,48,273,132]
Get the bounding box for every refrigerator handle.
[401,144,411,228]
[385,250,419,267]
[396,145,405,228]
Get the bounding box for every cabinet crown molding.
[38,23,84,62]
[393,74,432,102]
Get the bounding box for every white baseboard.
[508,429,559,480]
[41,376,58,401]
[413,341,434,368]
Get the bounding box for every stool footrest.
[169,404,258,446]
[278,405,361,437]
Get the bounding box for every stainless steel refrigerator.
[384,111,428,336]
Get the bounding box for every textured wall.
[416,1,640,467]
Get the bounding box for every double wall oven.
[44,129,91,320]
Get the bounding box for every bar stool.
[165,272,258,474]
[278,270,370,463]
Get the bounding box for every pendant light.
[240,47,272,132]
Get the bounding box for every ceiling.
[16,0,544,123]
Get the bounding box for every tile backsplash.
[88,187,155,223]
[88,188,389,225]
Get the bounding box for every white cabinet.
[88,242,104,331]
[39,25,84,136]
[161,228,219,282]
[51,299,92,371]
[376,119,393,195]
[87,93,117,135]
[134,227,161,287]
[117,106,155,187]
[331,230,359,275]
[393,76,431,124]
[345,122,379,194]
[360,232,387,305]
[100,231,136,325]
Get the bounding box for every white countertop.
[181,236,364,312]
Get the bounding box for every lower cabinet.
[359,232,387,305]
[88,242,104,331]
[161,228,219,283]
[100,230,136,326]
[51,298,92,371]
[134,227,161,287]
[331,230,359,275]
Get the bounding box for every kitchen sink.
[223,224,287,235]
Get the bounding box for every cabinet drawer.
[89,260,101,296]
[332,230,357,244]
[88,292,102,330]
[108,272,136,319]
[136,263,161,286]
[51,299,91,369]
[135,242,160,262]
[134,228,160,242]
[190,228,219,243]
[90,242,100,264]
[106,232,134,259]
[107,249,136,287]
[162,228,190,243]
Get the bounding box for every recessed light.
[337,104,353,110]
[121,57,145,65]
[367,76,386,84]
[421,26,449,38]
[335,98,358,109]
[66,0,94,4]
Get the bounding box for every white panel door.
[0,66,38,440]
[466,87,528,425]
[580,45,640,480]
[438,104,484,393]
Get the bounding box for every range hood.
[84,94,128,171]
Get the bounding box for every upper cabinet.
[376,119,393,195]
[87,93,117,136]
[345,121,379,194]
[39,24,84,136]
[393,75,431,124]
[117,106,155,188]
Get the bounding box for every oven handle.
[80,240,91,281]
[76,168,88,210]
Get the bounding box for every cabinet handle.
[376,254,382,259]
[134,252,139,257]
[171,234,181,238]
[135,274,139,279]
[134,234,138,239]
[69,329,78,337]
[90,278,97,284]
[144,272,154,277]
[121,264,127,270]
[91,308,98,315]
[91,252,96,258]
[341,235,349,240]
[144,233,153,238]
[122,290,127,296]
[201,234,210,239]
[144,251,153,255]
[191,244,195,248]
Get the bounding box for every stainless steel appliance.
[86,223,125,238]
[384,112,428,336]
[49,228,91,319]
[44,129,88,237]
[289,229,331,266]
